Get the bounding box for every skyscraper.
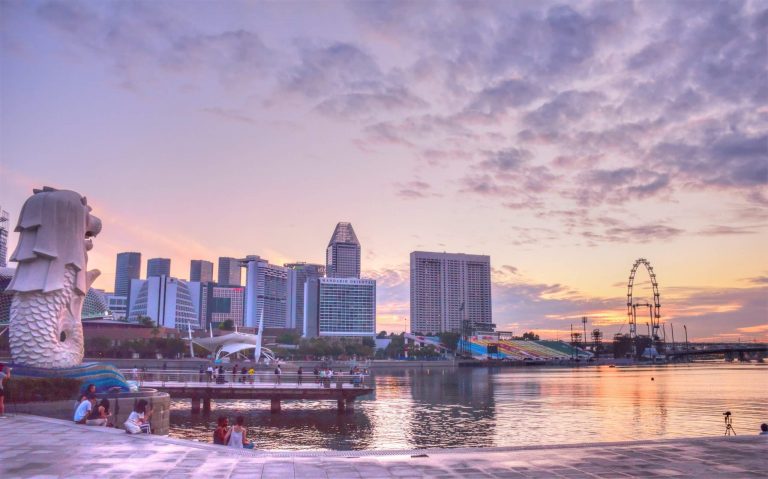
[243,256,291,329]
[114,252,141,296]
[147,258,171,278]
[326,222,361,278]
[218,257,242,286]
[190,260,214,283]
[128,276,201,330]
[410,251,492,334]
[0,208,9,268]
[304,277,376,338]
[284,262,325,332]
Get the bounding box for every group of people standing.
[201,364,257,384]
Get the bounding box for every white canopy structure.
[187,311,276,363]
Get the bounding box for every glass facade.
[318,278,376,337]
[114,252,141,296]
[147,257,171,278]
[326,222,361,278]
[284,262,325,332]
[190,260,214,283]
[218,257,242,286]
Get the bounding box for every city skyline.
[1,1,766,341]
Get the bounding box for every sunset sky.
[1,1,766,341]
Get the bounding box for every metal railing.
[119,369,374,390]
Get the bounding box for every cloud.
[395,180,439,200]
[201,107,256,124]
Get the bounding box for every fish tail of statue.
[10,266,84,368]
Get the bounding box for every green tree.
[376,331,388,339]
[439,332,460,351]
[521,331,540,340]
[136,315,155,327]
[276,331,300,345]
[218,319,235,331]
[362,337,376,348]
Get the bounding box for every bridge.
[665,343,767,361]
[123,370,374,413]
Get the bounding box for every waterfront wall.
[8,388,171,435]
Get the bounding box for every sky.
[1,0,766,341]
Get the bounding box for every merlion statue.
[8,187,102,368]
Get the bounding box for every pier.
[1,415,766,478]
[124,370,374,413]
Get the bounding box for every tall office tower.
[190,260,214,283]
[128,276,201,330]
[0,208,9,268]
[243,256,291,329]
[326,222,361,278]
[147,258,171,278]
[304,277,376,338]
[284,263,325,332]
[410,251,492,334]
[218,257,242,286]
[114,252,142,296]
[199,282,245,329]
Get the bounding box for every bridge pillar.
[203,397,211,413]
[191,396,201,414]
[345,398,355,411]
[337,399,345,412]
[271,399,281,413]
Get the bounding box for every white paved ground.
[0,414,766,478]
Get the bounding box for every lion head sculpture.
[8,187,101,295]
[8,187,102,368]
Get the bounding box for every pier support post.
[191,396,201,414]
[271,399,281,413]
[337,399,345,412]
[345,398,355,411]
[203,397,211,413]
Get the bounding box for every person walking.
[232,364,239,383]
[274,365,282,385]
[206,365,214,383]
[297,367,303,386]
[198,365,204,383]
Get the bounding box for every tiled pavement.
[0,414,766,478]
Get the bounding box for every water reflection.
[168,363,767,451]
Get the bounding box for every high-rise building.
[410,251,492,334]
[284,262,325,332]
[0,208,9,268]
[243,256,291,329]
[147,257,171,278]
[190,260,214,283]
[218,257,242,286]
[200,282,245,329]
[304,277,376,338]
[114,252,141,297]
[326,222,361,278]
[128,276,201,330]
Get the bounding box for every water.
[168,363,767,450]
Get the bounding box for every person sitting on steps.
[124,399,153,434]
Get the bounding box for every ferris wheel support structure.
[626,258,662,358]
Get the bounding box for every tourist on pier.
[248,367,255,383]
[275,365,282,384]
[206,365,214,382]
[226,415,248,448]
[241,367,247,383]
[198,365,204,382]
[213,416,228,445]
[124,399,153,434]
[232,364,239,383]
[760,424,768,435]
[297,367,303,385]
[217,365,225,384]
[74,396,95,424]
[86,399,112,427]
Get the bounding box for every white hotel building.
[410,251,492,334]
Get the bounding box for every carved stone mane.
[8,187,102,368]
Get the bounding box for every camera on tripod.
[723,411,736,436]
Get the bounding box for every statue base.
[8,362,131,394]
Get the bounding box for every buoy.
[651,377,655,381]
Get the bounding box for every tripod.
[724,413,736,436]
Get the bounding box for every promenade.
[1,415,766,478]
